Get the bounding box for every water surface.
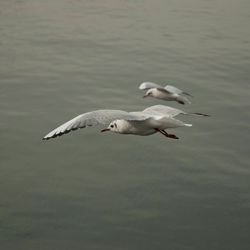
[0,0,250,249]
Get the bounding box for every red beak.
[101,128,110,132]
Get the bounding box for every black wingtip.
[193,112,210,117]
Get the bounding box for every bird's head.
[101,120,122,133]
[143,89,154,98]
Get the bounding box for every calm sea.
[0,0,250,249]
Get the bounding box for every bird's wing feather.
[139,82,163,90]
[43,110,146,140]
[165,85,193,97]
[155,88,171,94]
[142,105,186,118]
[164,85,183,94]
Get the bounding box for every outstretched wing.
[165,85,193,97]
[142,105,186,118]
[139,82,163,90]
[165,85,183,94]
[43,110,146,140]
[143,105,209,118]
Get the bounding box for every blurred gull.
[139,82,192,105]
[43,105,208,140]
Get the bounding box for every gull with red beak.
[43,105,208,140]
[139,82,192,105]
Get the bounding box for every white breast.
[116,120,156,136]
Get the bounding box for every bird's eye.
[110,125,114,128]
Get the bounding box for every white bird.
[139,82,192,105]
[43,105,208,140]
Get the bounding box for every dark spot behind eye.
[114,123,117,128]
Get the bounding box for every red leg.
[155,129,179,139]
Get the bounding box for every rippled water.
[1,0,250,249]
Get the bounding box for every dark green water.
[1,0,250,249]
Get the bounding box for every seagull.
[43,105,208,140]
[139,82,192,105]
